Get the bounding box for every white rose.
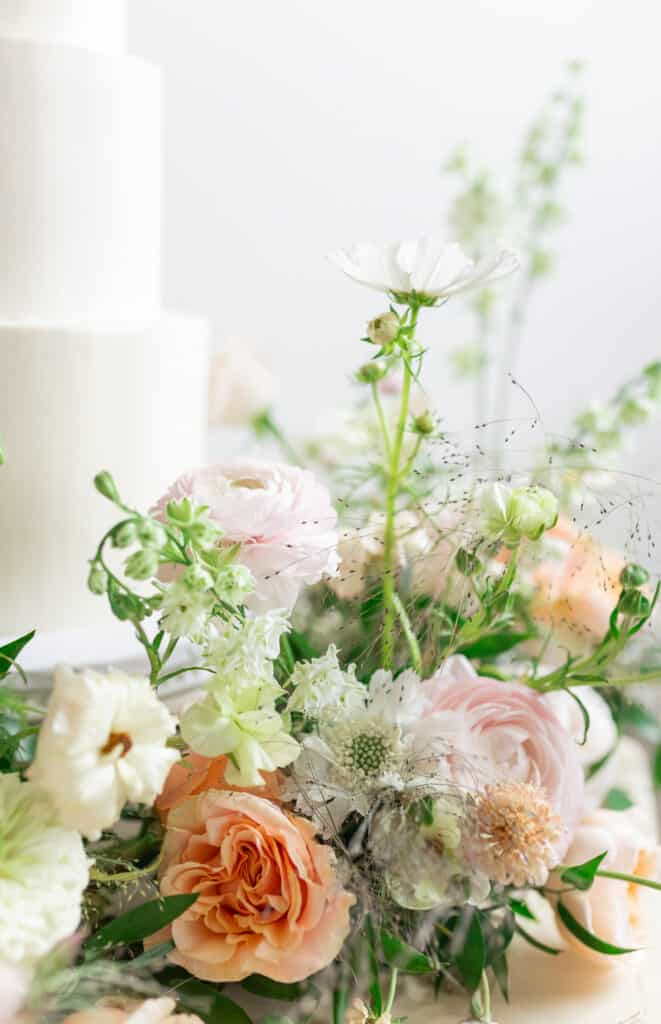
[28,667,179,840]
[0,775,89,966]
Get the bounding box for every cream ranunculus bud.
[366,311,399,346]
[480,482,558,547]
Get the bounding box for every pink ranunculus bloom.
[554,809,659,965]
[153,460,339,611]
[63,998,202,1024]
[148,790,355,983]
[424,656,585,857]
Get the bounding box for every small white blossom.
[28,667,179,840]
[330,237,518,302]
[286,645,365,719]
[0,775,89,965]
[160,579,214,639]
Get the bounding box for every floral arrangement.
[3,227,661,1024]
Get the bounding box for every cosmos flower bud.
[411,410,435,436]
[357,360,389,384]
[620,563,649,588]
[366,311,399,346]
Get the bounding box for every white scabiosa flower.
[329,237,518,302]
[0,775,89,966]
[28,667,179,840]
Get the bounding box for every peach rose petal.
[147,790,354,983]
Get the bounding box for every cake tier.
[0,39,161,322]
[0,0,126,53]
[0,316,209,636]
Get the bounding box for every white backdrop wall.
[130,0,661,467]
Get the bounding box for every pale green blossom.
[480,482,558,547]
[286,645,364,719]
[160,579,214,639]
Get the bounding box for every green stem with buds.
[380,306,418,669]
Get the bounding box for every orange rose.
[155,753,282,818]
[149,790,355,982]
[63,998,202,1023]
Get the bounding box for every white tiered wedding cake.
[0,0,209,639]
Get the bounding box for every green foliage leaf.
[204,995,253,1024]
[557,900,638,955]
[561,851,608,891]
[241,976,311,1002]
[514,923,561,956]
[654,745,661,790]
[459,630,532,659]
[452,910,486,993]
[616,701,661,743]
[509,898,537,921]
[85,894,197,955]
[0,630,35,679]
[604,786,634,810]
[380,929,434,974]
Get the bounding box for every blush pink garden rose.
[148,790,355,983]
[424,656,585,858]
[555,809,659,965]
[63,998,202,1024]
[153,460,338,611]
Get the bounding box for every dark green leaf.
[491,952,509,1002]
[204,995,252,1024]
[557,901,638,955]
[365,916,382,1013]
[618,702,661,743]
[129,940,175,967]
[241,976,310,1002]
[604,787,634,810]
[561,851,608,891]
[653,744,661,790]
[509,898,537,921]
[380,930,434,974]
[562,687,590,745]
[459,631,532,659]
[514,924,561,956]
[85,894,197,955]
[0,630,35,679]
[452,910,486,993]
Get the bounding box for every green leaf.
[562,687,590,745]
[240,976,310,1002]
[561,851,608,891]
[491,951,509,1002]
[653,744,661,790]
[556,901,638,955]
[204,995,253,1024]
[459,630,532,659]
[452,910,486,993]
[0,630,35,679]
[380,929,434,974]
[514,924,561,956]
[509,898,537,921]
[128,940,175,967]
[604,787,634,810]
[84,894,197,955]
[617,701,661,743]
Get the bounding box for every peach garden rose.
[149,790,355,982]
[63,998,202,1024]
[155,752,282,818]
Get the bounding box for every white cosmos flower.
[0,775,89,966]
[329,237,518,301]
[28,667,179,840]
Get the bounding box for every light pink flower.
[63,998,202,1024]
[153,460,338,610]
[424,656,585,857]
[148,790,355,983]
[555,809,659,965]
[208,341,277,427]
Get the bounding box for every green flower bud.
[411,411,435,436]
[111,521,137,548]
[357,360,389,384]
[93,470,121,504]
[124,548,159,581]
[166,497,195,527]
[618,588,650,618]
[215,563,255,605]
[366,311,399,346]
[136,518,168,549]
[620,563,650,588]
[481,482,558,547]
[455,548,482,576]
[183,562,214,592]
[188,518,221,551]
[0,439,5,465]
[87,562,108,595]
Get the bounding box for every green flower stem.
[371,382,393,462]
[252,409,303,465]
[383,967,399,1015]
[470,969,492,1022]
[89,848,163,886]
[393,593,422,674]
[380,307,418,669]
[596,869,661,892]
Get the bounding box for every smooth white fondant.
[0,40,161,322]
[0,0,126,53]
[0,316,209,636]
